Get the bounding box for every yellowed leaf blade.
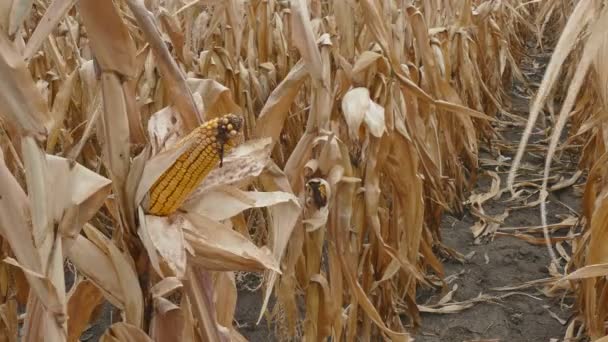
[125,0,202,131]
[183,212,281,273]
[100,322,153,342]
[77,0,137,77]
[290,0,324,85]
[184,187,298,222]
[0,31,50,139]
[143,215,186,278]
[67,279,104,342]
[23,0,79,61]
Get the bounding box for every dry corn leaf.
[538,7,608,269]
[126,0,202,131]
[560,263,608,282]
[342,88,386,138]
[182,265,227,342]
[45,154,112,238]
[66,233,129,315]
[7,0,33,35]
[0,31,50,139]
[0,150,62,315]
[0,299,18,342]
[100,322,153,342]
[77,0,136,77]
[290,0,324,86]
[187,78,242,120]
[146,106,186,154]
[195,137,273,193]
[341,87,369,138]
[254,60,307,144]
[142,214,187,278]
[257,162,301,323]
[23,0,79,61]
[212,271,237,330]
[66,279,104,342]
[149,297,184,342]
[183,212,280,273]
[151,277,182,298]
[508,0,595,189]
[183,186,298,222]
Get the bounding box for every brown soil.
[235,45,582,341]
[413,46,581,342]
[414,159,578,341]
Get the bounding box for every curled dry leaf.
[254,60,308,145]
[0,31,50,139]
[187,78,242,120]
[341,87,369,138]
[0,150,62,315]
[142,215,186,278]
[183,186,299,222]
[150,296,184,342]
[182,265,227,342]
[151,277,183,298]
[66,228,143,327]
[183,212,280,273]
[77,0,137,77]
[147,106,187,155]
[125,0,202,131]
[45,155,112,239]
[364,100,386,138]
[100,322,153,342]
[341,87,386,139]
[257,162,302,323]
[212,272,238,330]
[290,0,324,87]
[193,137,273,194]
[67,279,104,342]
[560,263,608,282]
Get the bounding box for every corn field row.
[0,0,606,341]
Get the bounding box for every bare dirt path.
[414,45,581,341]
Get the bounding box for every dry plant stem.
[126,0,202,131]
[21,137,67,341]
[23,0,79,62]
[183,265,225,342]
[66,94,102,160]
[100,72,132,232]
[303,226,325,342]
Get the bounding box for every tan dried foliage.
[510,0,608,340]
[0,0,533,340]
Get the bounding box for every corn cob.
[146,113,243,216]
[305,178,328,209]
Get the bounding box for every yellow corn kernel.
[146,113,243,216]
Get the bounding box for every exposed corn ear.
[305,178,328,210]
[146,114,243,216]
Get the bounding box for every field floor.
[413,43,583,342]
[234,43,583,342]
